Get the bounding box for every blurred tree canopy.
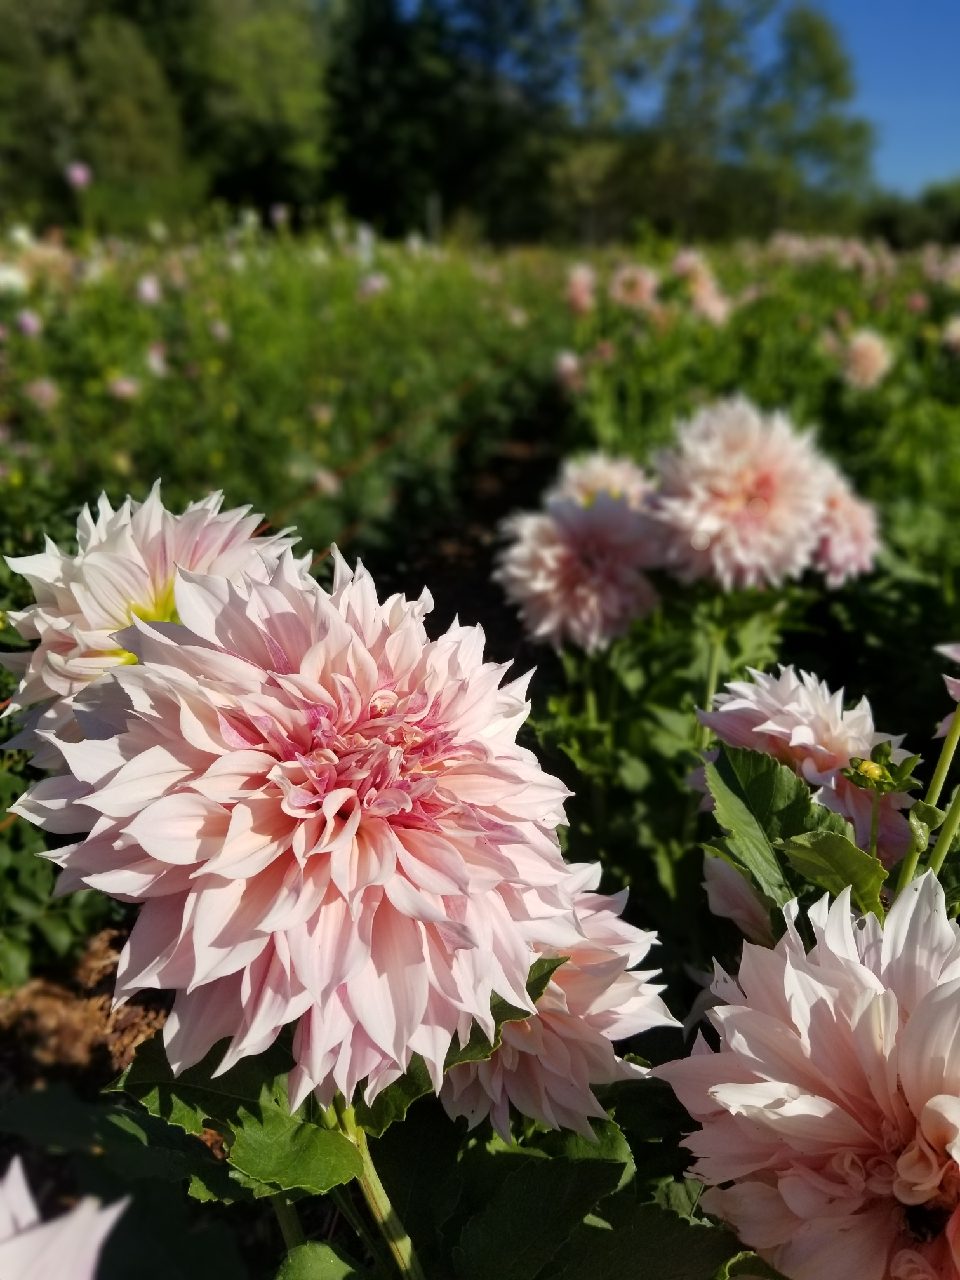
[0,0,946,243]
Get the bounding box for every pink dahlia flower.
[813,469,881,587]
[843,328,893,390]
[15,551,575,1110]
[442,867,676,1139]
[496,496,660,653]
[650,398,832,590]
[702,854,774,945]
[657,873,960,1280]
[3,484,302,758]
[700,665,913,866]
[608,264,659,311]
[0,1157,124,1279]
[566,263,596,316]
[546,452,654,511]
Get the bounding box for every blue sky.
[816,0,960,193]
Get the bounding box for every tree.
[746,3,873,212]
[78,16,196,230]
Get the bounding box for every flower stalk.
[334,1100,426,1280]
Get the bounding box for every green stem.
[334,1101,426,1280]
[272,1194,306,1252]
[927,786,960,878]
[927,707,960,808]
[869,792,880,862]
[695,629,725,753]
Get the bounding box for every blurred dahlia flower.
[3,484,300,757]
[608,264,659,311]
[651,398,831,590]
[546,452,654,511]
[690,279,732,326]
[442,868,676,1139]
[843,328,893,390]
[0,1157,124,1279]
[15,552,576,1110]
[702,855,774,945]
[658,873,960,1280]
[554,350,584,393]
[565,263,596,316]
[496,496,660,653]
[943,317,960,355]
[813,469,881,587]
[700,665,913,866]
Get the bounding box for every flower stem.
[869,792,880,862]
[695,628,725,753]
[272,1194,305,1252]
[927,786,960,878]
[334,1101,426,1280]
[926,709,960,808]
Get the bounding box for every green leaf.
[782,830,887,918]
[550,1202,743,1280]
[704,751,796,905]
[275,1242,369,1279]
[116,1034,362,1197]
[356,957,566,1138]
[0,1083,235,1200]
[718,1254,786,1279]
[454,1151,625,1280]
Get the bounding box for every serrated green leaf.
[116,1033,361,1196]
[782,830,887,918]
[275,1242,369,1278]
[704,752,795,905]
[455,1151,624,1280]
[549,1202,743,1280]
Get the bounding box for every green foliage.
[782,829,886,917]
[116,1034,362,1199]
[275,1243,368,1279]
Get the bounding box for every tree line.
[0,0,954,245]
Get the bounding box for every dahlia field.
[2,224,960,1279]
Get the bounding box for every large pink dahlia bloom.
[0,1157,125,1280]
[15,551,575,1108]
[658,873,960,1280]
[651,398,832,590]
[496,496,660,653]
[441,867,676,1139]
[700,665,913,866]
[3,483,302,756]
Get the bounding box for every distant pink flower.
[657,873,960,1280]
[442,869,676,1138]
[843,329,893,390]
[907,292,929,314]
[3,484,301,755]
[358,272,389,300]
[209,319,231,343]
[65,161,92,191]
[547,452,653,511]
[608,264,659,311]
[496,496,660,653]
[23,379,60,412]
[313,466,341,497]
[566,263,596,316]
[554,350,584,393]
[108,375,140,401]
[16,309,42,338]
[701,665,913,865]
[672,248,712,289]
[943,317,960,355]
[15,552,575,1111]
[146,343,168,377]
[651,398,832,590]
[690,280,732,326]
[0,1156,124,1279]
[813,470,881,587]
[136,274,162,306]
[270,203,290,229]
